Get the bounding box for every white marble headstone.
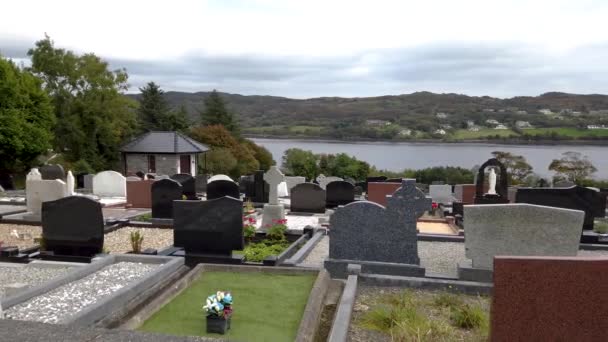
[264,166,285,205]
[92,170,126,197]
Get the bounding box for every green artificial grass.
[139,271,316,341]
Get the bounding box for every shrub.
[450,304,487,330]
[266,219,287,240]
[242,241,289,262]
[130,230,144,253]
[594,221,608,234]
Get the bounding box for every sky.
[1,0,608,98]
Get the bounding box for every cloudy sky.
[1,0,607,98]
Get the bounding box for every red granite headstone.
[126,180,155,208]
[367,182,401,206]
[492,256,608,342]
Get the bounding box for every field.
[451,128,517,139]
[139,271,316,341]
[522,127,608,138]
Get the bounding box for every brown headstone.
[492,256,608,342]
[367,182,401,206]
[126,180,155,208]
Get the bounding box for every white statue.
[487,168,497,195]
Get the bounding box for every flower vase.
[206,315,228,334]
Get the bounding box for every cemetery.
[1,154,608,341]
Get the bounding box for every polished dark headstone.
[40,164,65,181]
[474,158,509,204]
[326,181,356,207]
[243,171,269,203]
[173,197,244,255]
[195,174,208,193]
[41,196,104,257]
[135,171,145,179]
[75,173,87,189]
[206,180,240,200]
[170,173,197,200]
[290,183,326,213]
[0,173,15,190]
[151,179,183,219]
[516,185,606,230]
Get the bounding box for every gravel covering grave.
[0,264,74,299]
[5,262,159,324]
[0,224,42,249]
[103,227,173,253]
[300,235,328,267]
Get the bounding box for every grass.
[244,125,325,135]
[594,221,608,234]
[452,128,517,139]
[523,127,608,138]
[134,213,152,222]
[139,271,316,341]
[357,289,490,341]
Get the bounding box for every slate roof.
[120,131,209,154]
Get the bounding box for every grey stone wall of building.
[126,154,179,176]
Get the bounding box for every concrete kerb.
[328,274,358,342]
[284,230,326,266]
[274,233,310,266]
[61,254,184,326]
[0,207,27,218]
[359,273,493,295]
[295,269,330,342]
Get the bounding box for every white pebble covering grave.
[0,265,74,299]
[5,261,158,323]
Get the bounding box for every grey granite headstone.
[195,174,208,193]
[40,164,65,181]
[325,179,431,278]
[290,183,326,213]
[83,174,94,191]
[463,203,584,271]
[285,176,306,194]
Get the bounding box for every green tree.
[204,148,237,175]
[199,89,239,135]
[491,151,533,184]
[243,139,275,171]
[138,82,189,132]
[282,148,319,181]
[27,35,138,171]
[0,56,55,172]
[549,151,597,184]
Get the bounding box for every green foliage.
[400,166,474,184]
[433,292,464,309]
[319,153,371,180]
[243,139,275,171]
[594,221,608,234]
[492,151,533,184]
[266,221,287,241]
[130,230,144,253]
[27,35,138,171]
[549,151,597,184]
[135,213,152,222]
[241,240,289,262]
[199,90,239,135]
[450,304,488,330]
[71,159,94,174]
[0,56,55,172]
[203,148,237,175]
[282,148,319,180]
[138,82,189,132]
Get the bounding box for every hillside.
[127,91,608,141]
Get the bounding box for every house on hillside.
[515,121,533,129]
[120,131,209,176]
[365,120,390,126]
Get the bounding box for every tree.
[138,82,189,132]
[204,148,237,175]
[243,139,275,171]
[0,56,55,172]
[27,35,138,171]
[491,151,533,184]
[282,148,319,180]
[199,90,239,135]
[549,151,597,183]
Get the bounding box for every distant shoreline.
[244,134,608,147]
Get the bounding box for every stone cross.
[27,168,42,181]
[386,179,432,225]
[264,166,285,205]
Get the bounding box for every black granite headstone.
[239,175,251,194]
[173,197,244,255]
[40,164,66,180]
[290,183,326,213]
[516,185,606,230]
[207,180,240,200]
[242,171,269,203]
[474,158,509,204]
[41,196,104,257]
[151,179,183,219]
[170,173,197,200]
[76,173,87,189]
[0,173,15,190]
[326,181,356,207]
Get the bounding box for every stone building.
[120,131,209,176]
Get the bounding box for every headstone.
[261,166,286,228]
[83,174,94,191]
[0,173,15,191]
[206,180,240,200]
[325,179,430,278]
[243,171,269,203]
[453,184,476,203]
[151,179,183,219]
[173,197,244,263]
[239,175,251,194]
[491,256,608,341]
[278,181,288,197]
[290,183,326,213]
[285,176,306,195]
[385,178,403,183]
[126,176,141,181]
[473,158,509,204]
[507,187,518,203]
[40,164,65,180]
[170,173,197,200]
[65,171,75,196]
[317,175,343,190]
[554,180,576,188]
[92,170,126,197]
[41,196,104,258]
[135,171,145,179]
[516,186,606,230]
[208,174,234,183]
[25,168,69,220]
[462,203,583,271]
[126,179,154,208]
[367,182,401,206]
[75,173,86,189]
[326,181,355,207]
[195,174,208,193]
[429,184,453,204]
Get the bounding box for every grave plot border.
[3,254,184,326]
[118,264,330,342]
[283,229,327,266]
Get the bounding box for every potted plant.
[203,291,233,334]
[130,230,144,254]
